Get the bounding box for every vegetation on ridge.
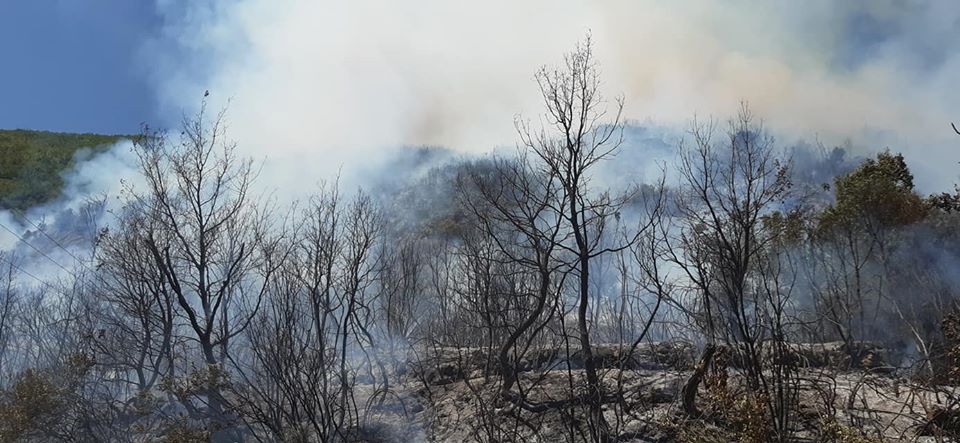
[0,129,131,211]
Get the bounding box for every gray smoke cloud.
[141,0,960,195]
[5,1,958,279]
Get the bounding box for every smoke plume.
[143,0,960,194]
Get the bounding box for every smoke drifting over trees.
[147,1,960,194]
[2,35,960,442]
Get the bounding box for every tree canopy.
[819,150,928,232]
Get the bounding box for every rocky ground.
[349,343,960,442]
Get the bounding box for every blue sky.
[0,1,161,134]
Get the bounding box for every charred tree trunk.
[682,344,717,418]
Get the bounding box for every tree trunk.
[682,344,717,417]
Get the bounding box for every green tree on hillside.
[819,150,927,233]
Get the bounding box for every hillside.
[0,129,132,211]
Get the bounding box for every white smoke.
[0,141,140,279]
[141,0,960,195]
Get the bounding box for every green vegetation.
[0,129,132,211]
[819,150,929,231]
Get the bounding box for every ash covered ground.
[345,342,960,442]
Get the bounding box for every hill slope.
[0,129,132,211]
